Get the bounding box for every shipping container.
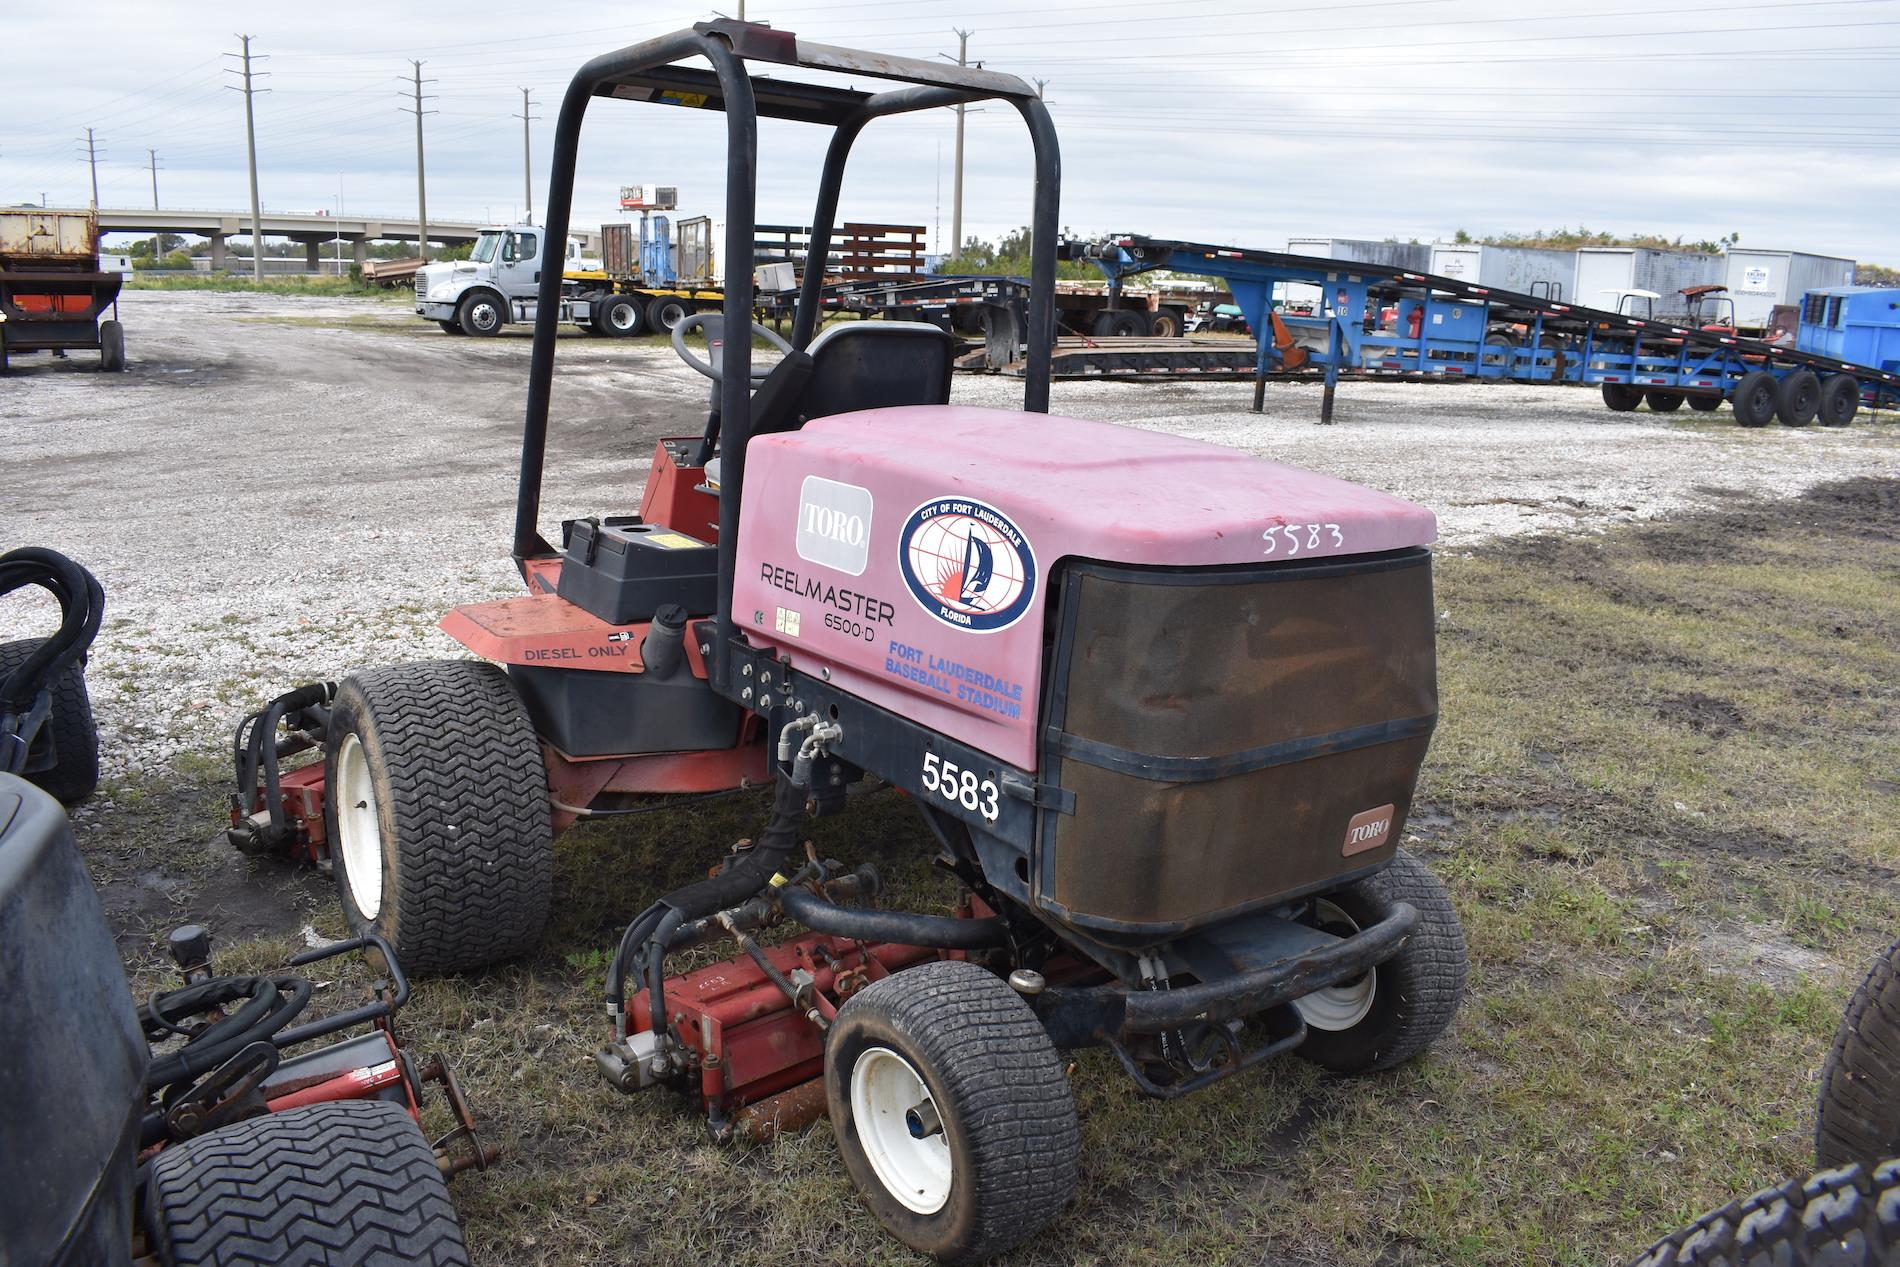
[0,209,96,261]
[1287,237,1431,271]
[1428,243,1576,302]
[1797,287,1900,373]
[1723,248,1856,331]
[1573,247,1723,319]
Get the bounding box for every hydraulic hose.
[142,974,313,1092]
[776,883,1010,949]
[0,547,104,775]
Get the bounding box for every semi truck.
[0,208,126,374]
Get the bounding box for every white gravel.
[5,290,1896,787]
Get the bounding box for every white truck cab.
[415,225,601,336]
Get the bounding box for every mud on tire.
[1625,1159,1900,1266]
[144,1100,469,1266]
[325,659,552,974]
[826,960,1080,1263]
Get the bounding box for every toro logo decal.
[898,497,1036,634]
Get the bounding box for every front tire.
[1625,1159,1900,1266]
[0,637,99,803]
[99,319,126,372]
[1602,383,1644,412]
[1294,849,1466,1073]
[144,1100,469,1266]
[1645,390,1686,412]
[456,291,505,337]
[826,960,1080,1263]
[1817,937,1900,1168]
[1731,370,1778,427]
[325,660,552,974]
[436,320,464,335]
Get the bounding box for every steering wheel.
[672,311,793,384]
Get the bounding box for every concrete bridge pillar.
[352,237,368,269]
[210,232,227,271]
[305,241,321,272]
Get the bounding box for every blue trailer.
[1068,235,1900,427]
[1798,287,1900,373]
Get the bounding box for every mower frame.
[511,19,1061,698]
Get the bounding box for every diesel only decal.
[795,475,873,577]
[760,562,896,643]
[886,640,1025,720]
[897,497,1037,633]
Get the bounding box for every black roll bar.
[511,22,1060,693]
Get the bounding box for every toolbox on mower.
[228,20,1469,1263]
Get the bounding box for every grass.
[125,272,404,298]
[101,477,1900,1266]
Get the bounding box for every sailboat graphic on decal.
[960,534,995,608]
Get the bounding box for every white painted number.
[921,753,1000,822]
[1261,523,1344,556]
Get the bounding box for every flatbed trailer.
[840,272,1195,338]
[1062,235,1900,425]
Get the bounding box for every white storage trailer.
[1722,248,1855,331]
[1428,243,1577,302]
[1574,247,1723,319]
[1287,237,1432,271]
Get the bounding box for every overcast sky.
[7,0,1899,262]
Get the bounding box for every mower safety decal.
[897,497,1037,634]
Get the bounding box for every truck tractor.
[237,21,1468,1262]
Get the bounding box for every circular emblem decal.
[898,497,1037,633]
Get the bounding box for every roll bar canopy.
[515,21,1062,692]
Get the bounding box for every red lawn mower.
[231,23,1466,1262]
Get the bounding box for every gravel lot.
[4,287,1896,811]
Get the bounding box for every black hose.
[142,974,312,1091]
[777,884,1010,949]
[0,547,104,775]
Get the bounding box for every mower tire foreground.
[229,21,1468,1262]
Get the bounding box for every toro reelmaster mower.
[231,22,1467,1262]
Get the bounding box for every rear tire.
[826,960,1080,1264]
[99,320,125,372]
[1817,937,1900,1168]
[1645,390,1686,412]
[1150,306,1185,338]
[1731,370,1778,427]
[144,1100,469,1267]
[1687,394,1722,412]
[456,291,505,337]
[324,660,553,974]
[1776,370,1820,427]
[646,295,690,333]
[1293,849,1466,1073]
[1091,309,1148,338]
[596,294,642,337]
[1819,374,1861,427]
[1624,1159,1900,1266]
[1602,383,1644,412]
[0,638,99,803]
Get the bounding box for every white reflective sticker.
[796,476,874,577]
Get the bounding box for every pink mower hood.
[732,405,1436,773]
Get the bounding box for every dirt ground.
[4,290,1899,1265]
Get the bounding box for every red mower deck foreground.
[226,20,1468,1263]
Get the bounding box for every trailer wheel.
[1818,374,1861,427]
[596,294,642,337]
[1536,333,1568,380]
[325,660,553,974]
[0,638,99,803]
[1816,937,1900,1168]
[144,1100,469,1267]
[827,960,1079,1264]
[1776,370,1820,427]
[456,291,506,337]
[1481,330,1518,375]
[1731,370,1778,427]
[646,295,690,333]
[1091,309,1149,338]
[436,320,465,335]
[1645,390,1686,412]
[98,319,126,372]
[1150,306,1185,338]
[1602,383,1644,412]
[1687,394,1722,412]
[1624,1159,1900,1267]
[1293,849,1466,1074]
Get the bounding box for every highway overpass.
[63,208,599,269]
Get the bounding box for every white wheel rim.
[334,733,384,920]
[609,302,636,332]
[851,1046,952,1215]
[1293,899,1377,1031]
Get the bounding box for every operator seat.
[755,320,955,436]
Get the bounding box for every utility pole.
[951,29,972,260]
[401,61,437,261]
[147,148,161,210]
[225,35,269,281]
[514,88,538,223]
[79,128,102,208]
